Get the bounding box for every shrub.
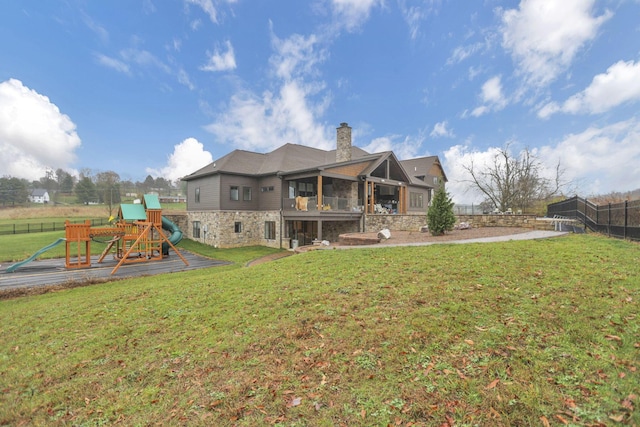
[427,185,456,236]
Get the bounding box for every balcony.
[283,196,363,217]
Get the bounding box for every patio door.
[287,220,318,246]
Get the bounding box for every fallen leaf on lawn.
[485,379,500,390]
[609,414,625,422]
[555,414,568,424]
[621,397,634,411]
[464,339,474,345]
[540,416,550,427]
[475,326,488,331]
[605,334,622,341]
[287,397,302,408]
[321,374,327,385]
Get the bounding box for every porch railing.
[284,196,362,212]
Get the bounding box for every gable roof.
[31,189,49,197]
[400,156,448,185]
[182,143,370,181]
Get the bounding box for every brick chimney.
[336,122,352,162]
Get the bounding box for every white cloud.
[443,118,640,203]
[430,121,454,138]
[94,53,130,74]
[97,46,195,89]
[269,31,326,80]
[0,79,81,181]
[120,48,171,73]
[447,42,484,65]
[500,0,612,86]
[471,75,507,116]
[185,0,237,25]
[146,137,213,182]
[538,60,640,118]
[186,0,219,24]
[398,0,440,40]
[537,119,640,196]
[200,40,237,72]
[82,12,109,44]
[177,68,195,90]
[482,76,505,104]
[203,27,333,152]
[442,144,503,204]
[361,128,426,160]
[329,0,382,32]
[204,81,334,152]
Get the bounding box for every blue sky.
[1,0,639,203]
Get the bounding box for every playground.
[1,195,227,290]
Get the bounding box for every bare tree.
[95,171,121,216]
[463,144,566,213]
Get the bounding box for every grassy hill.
[1,234,638,426]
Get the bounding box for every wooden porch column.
[363,180,368,213]
[368,181,375,214]
[317,175,323,210]
[398,186,406,214]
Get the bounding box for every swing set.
[64,194,188,275]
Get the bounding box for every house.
[29,189,50,204]
[182,123,448,248]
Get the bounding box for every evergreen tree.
[427,185,456,236]
[75,177,97,204]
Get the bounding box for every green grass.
[0,231,281,266]
[1,234,638,426]
[0,231,71,261]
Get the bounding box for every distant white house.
[29,189,50,204]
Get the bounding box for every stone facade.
[164,214,187,232]
[364,213,427,232]
[321,220,361,243]
[177,212,561,249]
[186,210,281,248]
[332,179,359,205]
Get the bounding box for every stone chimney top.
[336,122,352,163]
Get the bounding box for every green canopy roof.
[119,203,147,221]
[143,194,161,210]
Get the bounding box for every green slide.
[161,216,183,255]
[6,238,66,273]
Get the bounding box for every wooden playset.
[64,194,188,275]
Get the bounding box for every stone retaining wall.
[456,214,539,229]
[364,213,552,233]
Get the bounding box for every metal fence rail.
[547,196,640,241]
[0,218,108,236]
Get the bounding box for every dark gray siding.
[406,185,431,213]
[258,175,283,210]
[187,175,220,211]
[220,174,259,210]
